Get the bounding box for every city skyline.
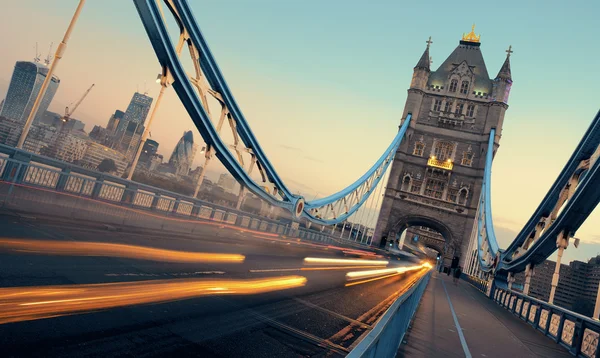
[0,1,598,264]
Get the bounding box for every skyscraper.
[139,139,159,166]
[0,61,60,123]
[106,109,125,134]
[115,92,152,135]
[169,131,197,176]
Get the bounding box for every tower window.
[413,142,425,156]
[433,99,442,112]
[455,103,464,115]
[466,104,475,117]
[410,181,422,194]
[458,188,469,205]
[401,175,412,191]
[461,151,474,166]
[444,101,451,113]
[460,81,469,94]
[447,189,458,203]
[449,80,458,92]
[434,141,454,161]
[424,179,445,199]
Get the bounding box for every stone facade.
[373,29,512,267]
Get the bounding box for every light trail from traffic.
[0,276,307,325]
[0,238,245,263]
[345,263,430,282]
[303,257,389,266]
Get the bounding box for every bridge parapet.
[491,286,600,357]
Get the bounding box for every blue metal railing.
[0,145,374,250]
[347,271,431,357]
[492,287,600,357]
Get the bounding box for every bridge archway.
[387,215,463,267]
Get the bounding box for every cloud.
[304,155,324,163]
[580,235,600,245]
[279,144,303,152]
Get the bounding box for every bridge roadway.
[398,272,572,358]
[0,212,425,357]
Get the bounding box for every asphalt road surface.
[0,211,427,357]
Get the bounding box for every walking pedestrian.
[453,265,462,285]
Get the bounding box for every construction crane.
[44,42,53,66]
[44,84,95,159]
[61,83,94,123]
[33,42,41,63]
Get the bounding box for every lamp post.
[17,0,86,149]
[192,146,208,198]
[126,72,170,180]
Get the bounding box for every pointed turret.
[495,45,512,81]
[411,37,433,90]
[491,45,514,104]
[414,37,432,71]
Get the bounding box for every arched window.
[455,103,464,115]
[458,188,469,205]
[460,81,469,94]
[413,142,425,156]
[444,101,451,112]
[401,175,412,191]
[466,104,476,117]
[449,79,458,92]
[433,141,454,161]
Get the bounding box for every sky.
[0,0,598,264]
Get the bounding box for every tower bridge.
[0,1,599,357]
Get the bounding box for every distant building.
[22,123,56,154]
[107,109,125,134]
[89,125,112,146]
[39,110,62,127]
[0,61,60,123]
[112,120,144,160]
[64,118,85,132]
[139,139,159,166]
[217,173,236,192]
[189,166,203,181]
[80,141,128,176]
[0,116,23,146]
[115,93,152,136]
[0,116,56,154]
[169,131,197,176]
[46,131,89,163]
[123,92,152,124]
[148,153,163,171]
[515,255,600,316]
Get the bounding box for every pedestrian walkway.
[397,273,572,358]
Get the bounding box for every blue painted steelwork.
[475,129,500,272]
[498,110,600,272]
[133,0,411,225]
[475,111,600,275]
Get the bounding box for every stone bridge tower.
[373,26,513,267]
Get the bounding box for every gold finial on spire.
[462,24,481,43]
[426,36,433,49]
[506,45,513,57]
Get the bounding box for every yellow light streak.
[0,276,307,325]
[303,257,389,266]
[0,239,245,263]
[248,265,387,273]
[344,273,403,287]
[346,264,428,280]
